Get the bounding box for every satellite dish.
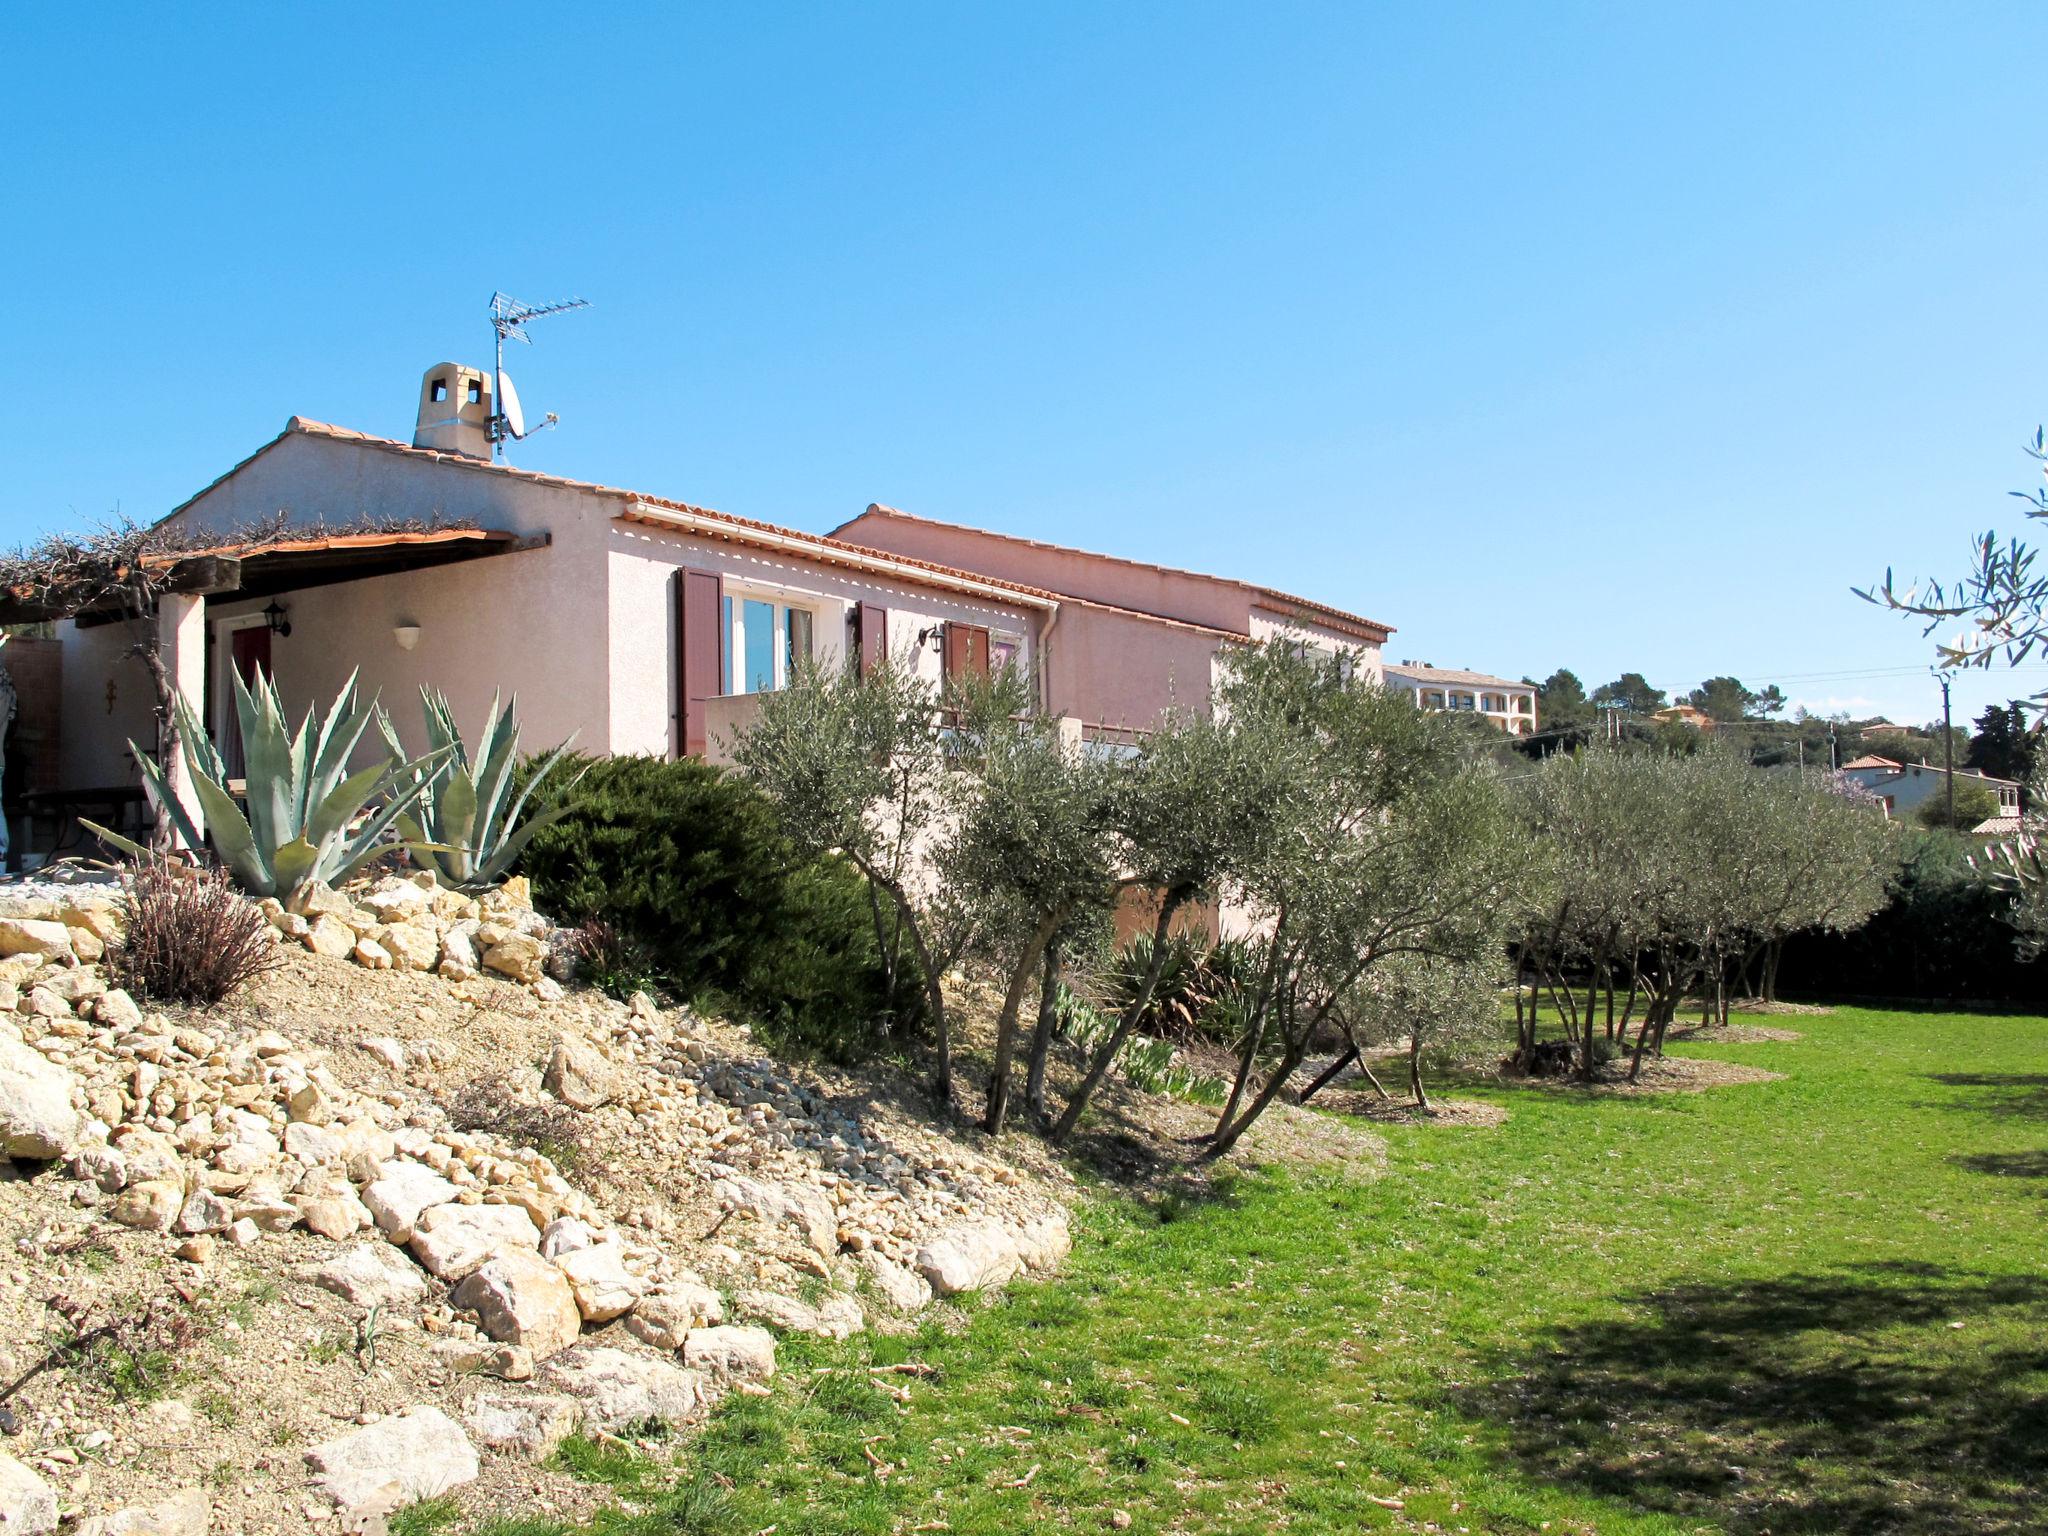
[498,369,527,440]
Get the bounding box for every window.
[466,378,483,404]
[991,633,1021,674]
[429,378,449,403]
[720,593,817,695]
[944,622,991,682]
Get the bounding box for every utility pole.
[1938,671,1956,828]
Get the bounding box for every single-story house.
[18,362,1394,858]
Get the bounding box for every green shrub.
[516,754,908,1057]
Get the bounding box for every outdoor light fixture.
[262,600,292,638]
[393,624,421,652]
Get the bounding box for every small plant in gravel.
[447,1074,590,1173]
[113,855,279,1005]
[387,1498,465,1536]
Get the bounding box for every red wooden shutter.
[676,567,723,757]
[858,602,888,678]
[943,622,991,681]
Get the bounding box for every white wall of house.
[53,618,160,791]
[604,517,1042,758]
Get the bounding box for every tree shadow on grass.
[1922,1072,2048,1122]
[1952,1148,2048,1181]
[1467,1261,2048,1535]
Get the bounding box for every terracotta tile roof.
[1384,664,1530,690]
[169,419,1058,610]
[1973,814,2024,836]
[1841,754,1903,771]
[838,503,1394,641]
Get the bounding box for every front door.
[223,624,271,779]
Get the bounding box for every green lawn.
[470,1008,2048,1536]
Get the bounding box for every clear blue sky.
[4,4,2045,728]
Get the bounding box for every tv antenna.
[487,291,590,458]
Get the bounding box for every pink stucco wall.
[831,507,1387,726]
[834,511,1259,634]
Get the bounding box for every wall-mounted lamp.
[262,600,292,638]
[914,626,943,649]
[393,624,422,652]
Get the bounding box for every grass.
[458,1006,2046,1535]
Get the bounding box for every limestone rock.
[234,1193,301,1233]
[857,1251,934,1312]
[436,927,479,982]
[304,915,356,959]
[915,1221,1025,1296]
[358,1037,407,1073]
[482,931,546,985]
[312,1243,429,1309]
[305,1405,478,1514]
[464,1393,580,1461]
[361,1160,458,1238]
[353,938,393,971]
[408,1202,541,1282]
[537,1346,707,1434]
[360,886,430,923]
[381,922,440,972]
[0,919,74,962]
[0,1449,57,1533]
[93,989,144,1032]
[543,1035,617,1111]
[110,1179,182,1232]
[0,1026,80,1159]
[682,1324,777,1382]
[174,1189,234,1235]
[735,1289,864,1340]
[451,1248,582,1360]
[713,1175,838,1260]
[73,1486,209,1535]
[551,1241,644,1323]
[1014,1210,1072,1272]
[284,1120,349,1165]
[297,1187,375,1239]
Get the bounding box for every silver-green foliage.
[375,688,583,893]
[93,670,441,909]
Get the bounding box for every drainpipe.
[1035,600,1063,717]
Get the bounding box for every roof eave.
[617,501,1059,611]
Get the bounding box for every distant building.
[1651,704,1717,731]
[1381,663,1536,736]
[1838,755,2021,821]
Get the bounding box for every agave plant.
[88,669,445,911]
[375,687,582,894]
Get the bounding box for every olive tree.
[734,655,973,1100]
[1202,640,1520,1158]
[938,678,1121,1134]
[1513,747,1685,1078]
[1046,705,1297,1144]
[1341,952,1505,1110]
